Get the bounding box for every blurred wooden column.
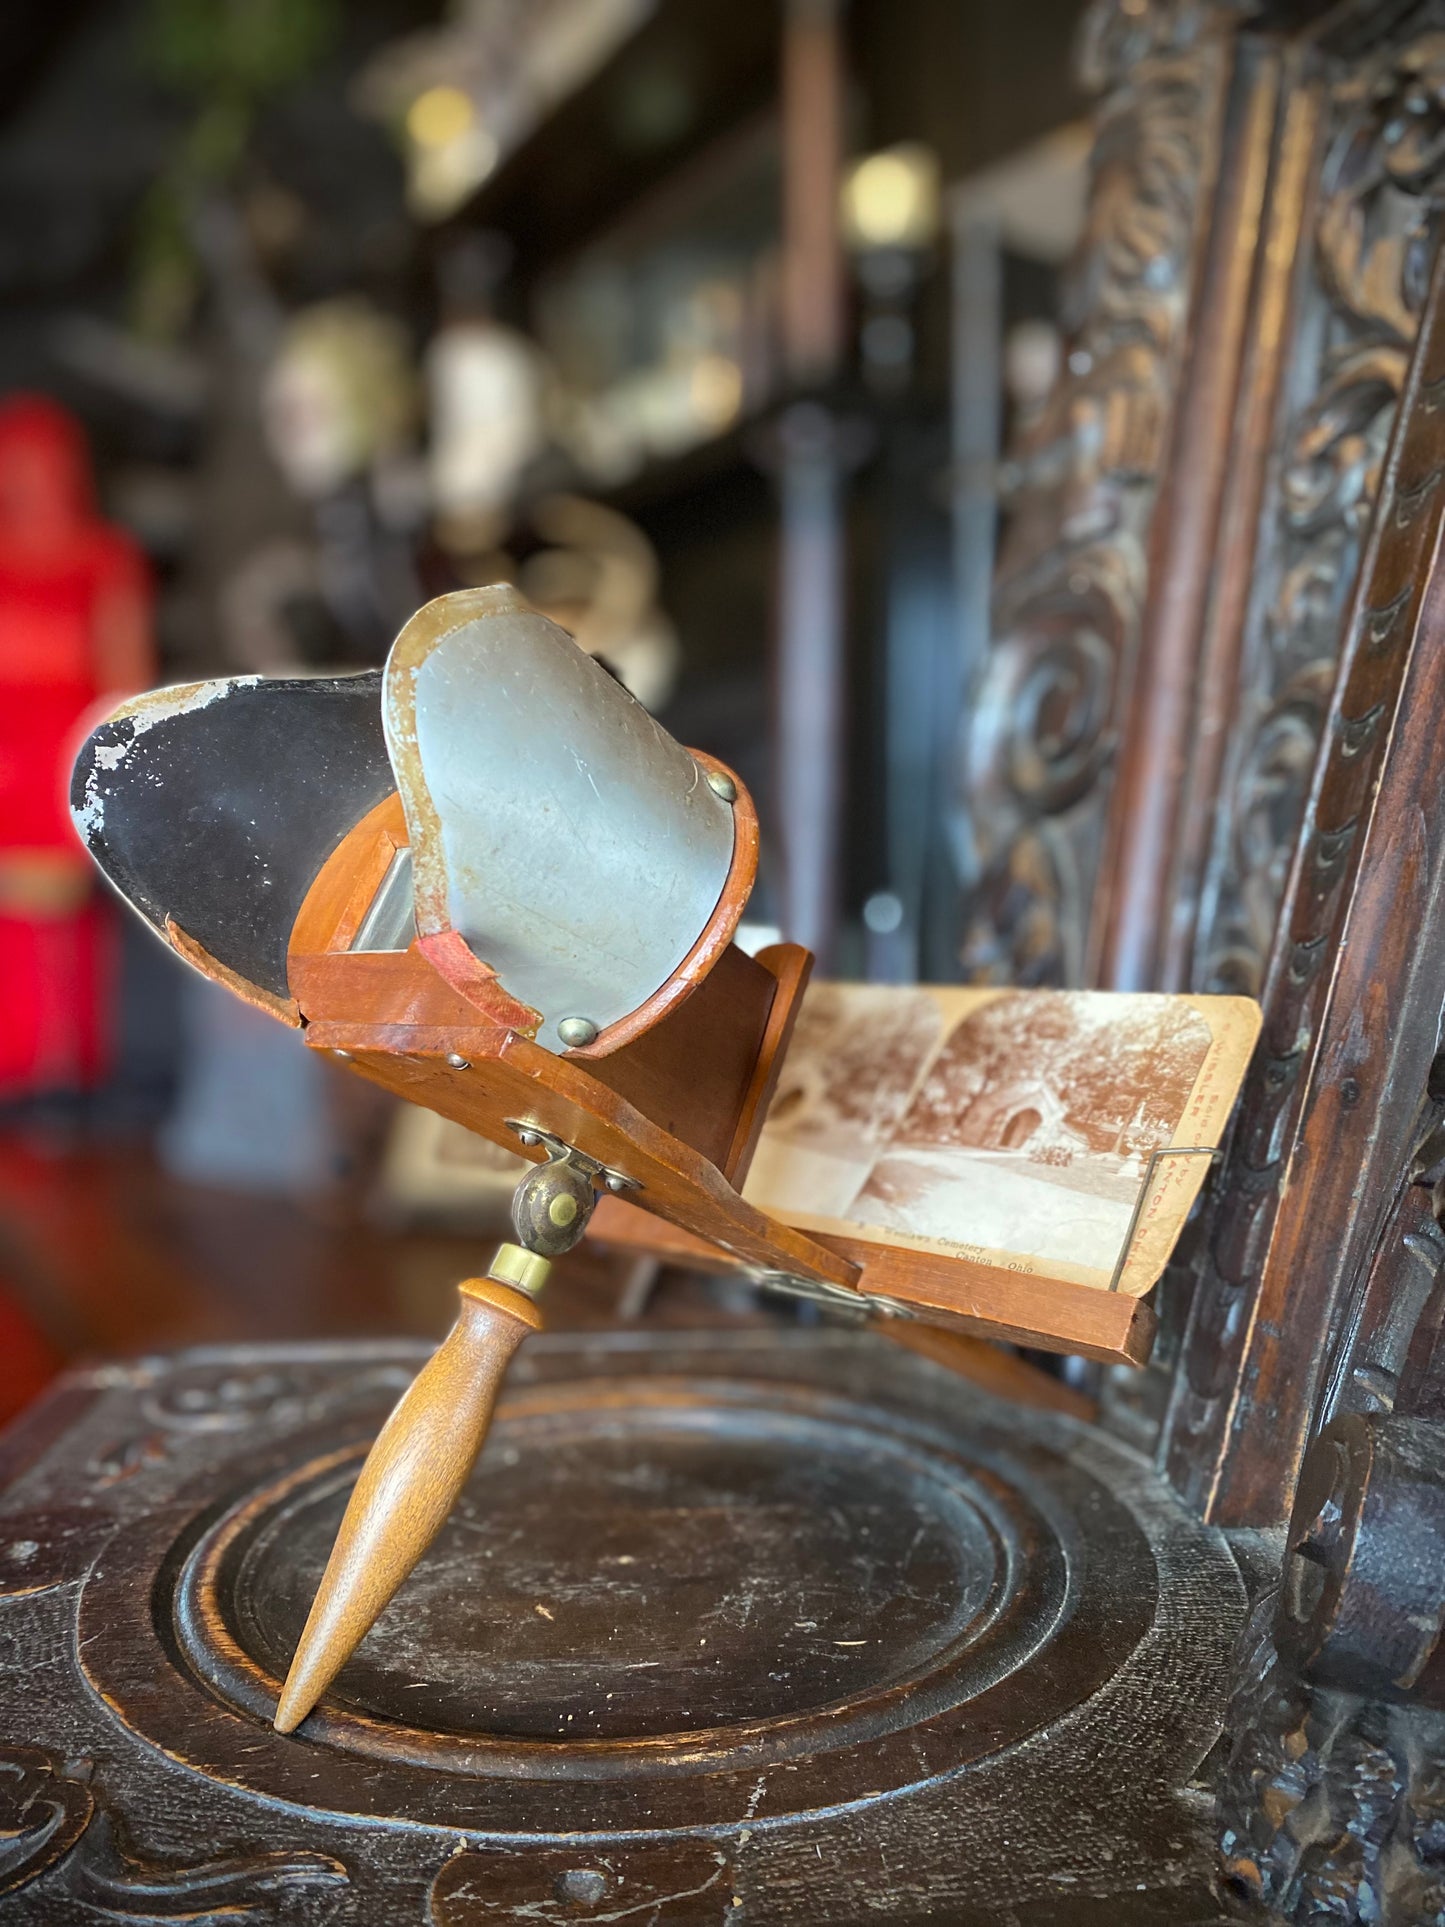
[942,195,1003,981]
[781,0,845,383]
[772,0,849,967]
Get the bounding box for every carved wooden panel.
[958,0,1239,987]
[957,0,1445,1534]
[1188,15,1445,998]
[1162,228,1445,1521]
[965,5,1445,1001]
[0,1334,1246,1923]
[1218,1597,1445,1923]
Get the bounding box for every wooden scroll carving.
[1162,229,1445,1521]
[1190,20,1445,999]
[1149,5,1445,1525]
[1217,1600,1445,1923]
[0,1742,348,1914]
[959,0,1445,1534]
[958,0,1238,988]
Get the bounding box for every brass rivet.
[548,1194,580,1228]
[705,767,737,803]
[557,1016,599,1048]
[445,1052,470,1070]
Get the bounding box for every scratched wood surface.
[0,1331,1242,1924]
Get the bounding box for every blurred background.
[0,0,1092,1420]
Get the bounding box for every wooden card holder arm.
[588,1195,1157,1369]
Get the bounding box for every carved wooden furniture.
[0,1333,1244,1924]
[958,1,1445,1916]
[7,0,1445,1920]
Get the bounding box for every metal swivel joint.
[506,1121,640,1262]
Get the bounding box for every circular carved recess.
[79,1370,1163,1836]
[210,1397,1025,1745]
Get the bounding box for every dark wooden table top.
[0,1325,1241,1924]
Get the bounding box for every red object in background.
[0,1279,62,1424]
[0,395,153,1097]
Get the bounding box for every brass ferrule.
[485,1241,553,1300]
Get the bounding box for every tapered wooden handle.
[273,1275,542,1733]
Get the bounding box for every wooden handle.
[273,1274,542,1733]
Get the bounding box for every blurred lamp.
[841,144,941,256]
[403,84,499,221]
[841,144,941,392]
[407,84,476,150]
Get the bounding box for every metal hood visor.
[383,586,736,1053]
[70,671,392,1011]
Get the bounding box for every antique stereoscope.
[72,585,1251,1734]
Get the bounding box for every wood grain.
[164,920,302,1028]
[850,1319,1095,1421]
[285,776,829,1283]
[285,791,406,963]
[1163,232,1445,1522]
[957,14,1231,991]
[588,1197,1156,1368]
[580,943,781,1170]
[820,1235,1157,1368]
[273,1274,543,1733]
[721,942,814,1184]
[310,1023,862,1292]
[1093,36,1282,990]
[0,1330,1245,1922]
[1159,57,1325,989]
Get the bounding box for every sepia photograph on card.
[742,985,1261,1298]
